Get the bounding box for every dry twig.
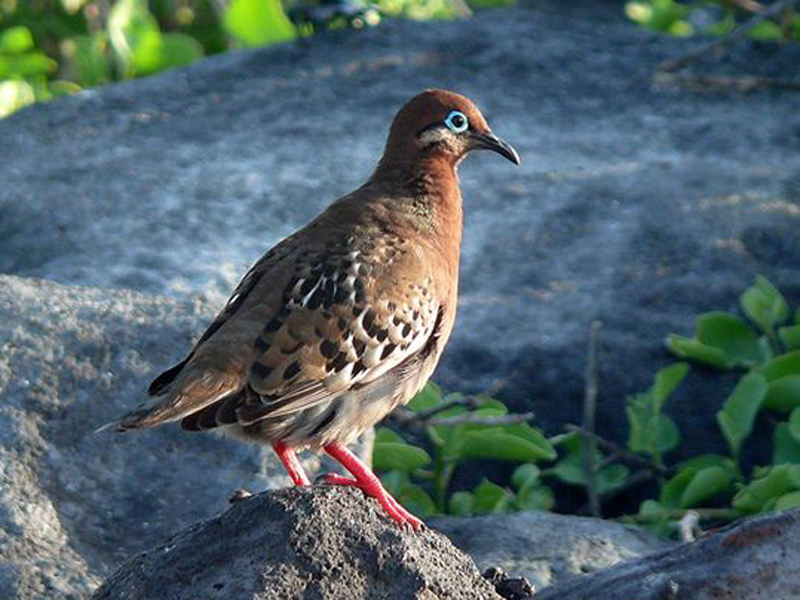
[581,321,602,518]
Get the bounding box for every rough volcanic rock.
[89,486,502,600]
[431,510,671,590]
[536,508,800,600]
[0,275,319,599]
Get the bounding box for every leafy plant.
[632,276,800,532]
[374,382,556,517]
[626,0,800,42]
[1,0,515,118]
[375,276,800,538]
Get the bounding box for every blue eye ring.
[444,110,469,134]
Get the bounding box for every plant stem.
[582,320,602,518]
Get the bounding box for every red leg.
[323,442,423,530]
[272,441,311,486]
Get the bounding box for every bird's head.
[375,89,520,174]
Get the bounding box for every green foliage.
[546,432,630,495]
[626,0,800,43]
[632,275,800,534]
[224,0,296,47]
[374,383,555,517]
[0,0,514,118]
[374,276,800,537]
[716,373,767,458]
[625,363,686,465]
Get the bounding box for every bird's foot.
[272,441,311,486]
[319,472,423,530]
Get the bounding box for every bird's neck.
[369,155,463,265]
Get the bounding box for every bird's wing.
[234,241,442,425]
[147,235,301,397]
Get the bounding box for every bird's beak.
[471,131,520,165]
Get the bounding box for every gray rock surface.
[0,274,321,599]
[431,510,671,590]
[1,6,798,456]
[89,486,501,600]
[535,507,800,600]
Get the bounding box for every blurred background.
[1,0,799,118]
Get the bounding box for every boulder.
[536,507,800,600]
[0,6,797,457]
[0,274,320,599]
[431,511,671,590]
[89,486,501,600]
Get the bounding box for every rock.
[0,274,331,600]
[0,6,798,460]
[535,508,800,600]
[431,511,671,590]
[89,486,501,600]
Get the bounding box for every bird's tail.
[93,404,166,434]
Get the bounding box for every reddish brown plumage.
[103,89,519,529]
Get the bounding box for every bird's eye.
[444,110,468,134]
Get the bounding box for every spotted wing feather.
[237,246,439,425]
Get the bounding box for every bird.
[100,89,519,529]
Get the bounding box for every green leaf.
[472,479,512,514]
[0,52,57,79]
[762,375,800,411]
[667,335,729,368]
[108,0,160,74]
[0,79,35,118]
[224,0,297,47]
[372,442,430,473]
[779,326,800,351]
[595,463,631,495]
[546,435,629,495]
[695,312,762,367]
[515,484,554,511]
[740,276,789,334]
[375,427,405,444]
[396,483,436,517]
[501,424,557,460]
[638,499,668,520]
[679,466,734,508]
[70,33,110,87]
[626,363,687,459]
[716,373,768,457]
[460,430,555,463]
[733,464,800,513]
[0,26,34,54]
[380,471,435,517]
[511,463,541,490]
[661,468,695,508]
[627,405,681,455]
[677,453,738,473]
[757,351,800,381]
[747,20,782,40]
[130,32,202,76]
[773,423,800,465]
[408,382,442,411]
[653,362,690,407]
[449,491,474,515]
[775,490,800,511]
[789,407,800,442]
